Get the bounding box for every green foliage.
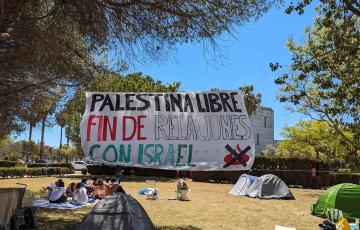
[0,160,22,167]
[57,72,181,148]
[9,152,22,160]
[0,167,73,178]
[329,173,360,185]
[272,1,360,152]
[81,168,88,175]
[239,85,262,117]
[252,155,328,170]
[284,0,360,17]
[275,121,357,168]
[192,170,360,187]
[210,85,262,117]
[26,163,73,170]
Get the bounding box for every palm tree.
[210,85,262,117]
[239,85,262,117]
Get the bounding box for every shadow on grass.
[155,225,201,230]
[35,216,80,230]
[34,208,89,230]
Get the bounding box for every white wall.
[250,106,274,155]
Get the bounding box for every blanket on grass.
[32,199,98,210]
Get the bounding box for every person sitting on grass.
[49,179,67,203]
[104,176,110,186]
[106,177,126,196]
[66,182,77,197]
[72,183,88,205]
[45,180,58,199]
[80,177,93,195]
[92,176,98,186]
[92,179,106,200]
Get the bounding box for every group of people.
[46,176,126,205]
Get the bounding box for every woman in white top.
[49,180,67,203]
[72,183,88,205]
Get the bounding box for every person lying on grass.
[49,179,67,203]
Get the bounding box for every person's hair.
[81,178,87,183]
[92,176,97,181]
[56,179,63,187]
[105,176,110,182]
[69,182,76,191]
[97,179,104,186]
[58,180,65,187]
[110,177,116,183]
[76,183,82,190]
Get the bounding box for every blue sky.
[17,3,318,148]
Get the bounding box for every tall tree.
[0,0,276,139]
[36,90,62,159]
[271,2,360,153]
[285,0,360,17]
[275,121,357,168]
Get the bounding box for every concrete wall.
[250,106,274,155]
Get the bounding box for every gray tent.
[229,174,258,196]
[246,174,294,199]
[77,193,154,230]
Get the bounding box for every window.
[264,116,267,128]
[256,134,260,146]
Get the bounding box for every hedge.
[0,160,23,167]
[26,163,73,169]
[191,170,360,188]
[252,156,329,171]
[0,167,73,179]
[87,165,116,175]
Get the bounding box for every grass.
[0,176,324,230]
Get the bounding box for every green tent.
[312,183,360,219]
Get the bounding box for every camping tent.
[246,174,294,199]
[77,193,154,230]
[229,174,258,196]
[312,183,360,219]
[229,174,294,199]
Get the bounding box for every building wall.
[250,106,274,155]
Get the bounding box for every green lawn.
[0,177,324,230]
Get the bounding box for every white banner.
[80,91,255,171]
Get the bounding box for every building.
[249,106,274,155]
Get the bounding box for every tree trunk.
[59,125,63,162]
[29,122,33,141]
[39,115,47,159]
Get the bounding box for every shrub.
[26,163,47,168]
[0,167,74,179]
[330,173,360,185]
[87,165,116,175]
[26,163,73,169]
[0,160,23,167]
[81,168,88,175]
